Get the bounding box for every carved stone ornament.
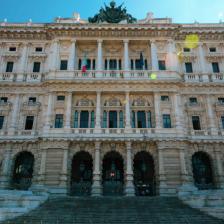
[88,1,137,24]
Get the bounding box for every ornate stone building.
[0,2,224,197]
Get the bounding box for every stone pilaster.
[198,43,209,82]
[151,40,158,71]
[19,43,29,73]
[8,94,20,135]
[167,39,178,71]
[214,147,224,189]
[95,91,101,132]
[125,91,131,130]
[173,93,183,132]
[125,142,135,196]
[43,93,54,132]
[50,40,60,71]
[0,146,13,189]
[65,92,72,129]
[59,148,69,194]
[92,142,102,196]
[158,147,167,195]
[154,92,161,129]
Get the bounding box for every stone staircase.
[1,196,224,224]
[0,190,48,222]
[179,189,224,220]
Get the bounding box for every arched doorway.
[134,151,155,196]
[12,151,34,190]
[192,152,214,190]
[102,151,124,196]
[70,151,93,196]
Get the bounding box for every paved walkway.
[2,197,224,224]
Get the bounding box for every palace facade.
[0,2,224,197]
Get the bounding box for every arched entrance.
[134,151,155,196]
[70,151,93,196]
[192,152,214,190]
[12,151,34,190]
[102,151,124,196]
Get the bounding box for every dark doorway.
[71,151,93,196]
[12,151,34,190]
[192,152,214,190]
[80,111,89,128]
[137,111,146,128]
[102,151,124,196]
[109,111,117,128]
[134,151,155,196]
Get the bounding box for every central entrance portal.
[71,151,93,196]
[102,151,124,196]
[134,151,156,196]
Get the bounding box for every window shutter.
[132,111,135,128]
[119,111,124,128]
[103,111,107,128]
[91,111,95,128]
[147,111,152,128]
[74,111,78,128]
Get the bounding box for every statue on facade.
[88,1,137,24]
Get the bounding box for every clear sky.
[0,0,224,24]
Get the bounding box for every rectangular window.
[0,116,4,129]
[109,59,117,70]
[209,47,216,52]
[144,59,148,70]
[92,59,96,70]
[183,48,190,52]
[28,97,36,103]
[60,60,68,70]
[74,111,78,128]
[218,98,224,104]
[192,116,201,130]
[9,47,16,52]
[103,111,107,128]
[35,47,43,52]
[189,97,198,104]
[80,111,89,128]
[86,59,91,70]
[25,116,34,130]
[119,111,124,128]
[163,114,171,128]
[0,97,8,103]
[78,59,82,70]
[109,111,117,128]
[131,59,134,70]
[6,62,14,72]
[221,116,224,129]
[212,62,220,73]
[55,114,63,128]
[185,62,193,73]
[33,62,41,73]
[161,96,169,101]
[137,111,146,128]
[119,59,122,70]
[90,111,95,128]
[158,60,166,70]
[57,95,65,101]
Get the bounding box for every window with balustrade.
[78,58,94,70]
[6,62,14,73]
[102,98,124,128]
[131,98,152,128]
[0,116,4,129]
[218,98,224,104]
[25,116,34,130]
[55,114,63,128]
[163,114,171,128]
[0,97,8,103]
[73,98,95,128]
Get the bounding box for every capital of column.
[97,39,103,44]
[126,141,132,150]
[71,39,76,44]
[123,39,129,44]
[95,141,101,150]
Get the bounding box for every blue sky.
[0,0,224,23]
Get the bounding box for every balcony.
[184,73,202,82]
[210,73,224,82]
[0,73,16,82]
[190,130,208,136]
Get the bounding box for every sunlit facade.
[0,6,224,196]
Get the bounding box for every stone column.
[125,91,131,130]
[50,40,60,71]
[125,142,135,196]
[65,92,72,129]
[95,91,101,131]
[92,142,102,196]
[167,40,178,71]
[59,149,68,194]
[68,39,76,71]
[43,93,54,132]
[96,39,103,78]
[214,148,224,189]
[158,148,167,195]
[0,146,12,189]
[154,92,161,129]
[198,43,209,82]
[151,40,158,71]
[123,40,130,78]
[206,95,218,135]
[19,43,29,73]
[8,94,20,135]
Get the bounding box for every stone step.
[0,207,29,222]
[1,197,223,224]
